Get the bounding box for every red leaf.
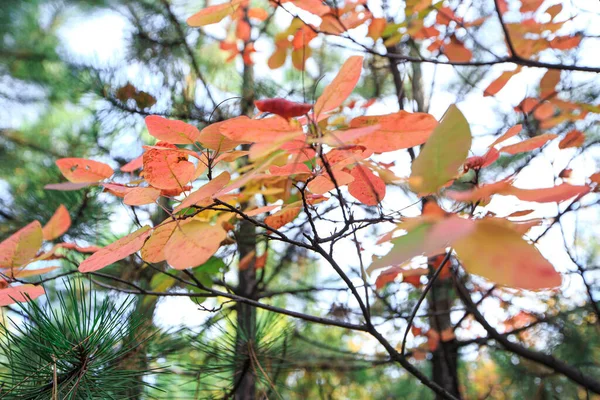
[490,124,522,147]
[79,226,152,273]
[255,98,312,120]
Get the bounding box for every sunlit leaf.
[454,219,561,290]
[348,164,386,205]
[410,105,472,195]
[0,221,43,269]
[164,221,226,270]
[145,115,202,145]
[558,130,585,149]
[499,133,557,154]
[123,187,161,206]
[79,226,152,273]
[0,285,45,306]
[56,158,113,183]
[314,56,363,117]
[174,171,231,212]
[264,206,301,229]
[142,145,195,190]
[186,0,244,27]
[42,205,71,241]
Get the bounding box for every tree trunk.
[234,50,258,400]
[428,274,461,399]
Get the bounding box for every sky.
[46,0,600,347]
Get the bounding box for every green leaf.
[409,105,472,195]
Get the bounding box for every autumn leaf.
[540,70,560,98]
[174,171,231,212]
[503,183,590,203]
[42,205,71,241]
[314,56,363,117]
[264,206,302,229]
[197,120,244,152]
[123,187,161,206]
[444,36,472,62]
[368,216,475,273]
[121,155,144,172]
[558,130,585,149]
[79,226,152,273]
[490,124,522,148]
[164,222,226,270]
[410,105,472,195]
[145,115,202,145]
[141,222,177,263]
[0,221,43,269]
[0,285,45,306]
[219,115,301,142]
[349,111,438,152]
[348,164,386,205]
[255,98,312,120]
[142,145,195,190]
[187,0,244,27]
[499,133,557,154]
[484,67,522,97]
[56,158,113,183]
[454,219,561,290]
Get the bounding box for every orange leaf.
[186,0,244,27]
[42,205,71,241]
[219,116,301,142]
[145,115,201,144]
[79,226,152,273]
[503,183,590,203]
[533,102,555,120]
[142,146,195,190]
[174,171,230,212]
[549,35,581,50]
[348,165,386,205]
[540,70,560,98]
[349,111,438,152]
[197,120,244,152]
[444,36,472,62]
[558,130,585,149]
[123,187,161,206]
[520,0,543,13]
[454,219,561,290]
[56,158,113,183]
[0,221,43,269]
[490,124,522,147]
[367,18,386,40]
[307,170,354,195]
[264,206,301,229]
[164,222,226,269]
[0,285,45,306]
[484,67,522,97]
[141,222,177,263]
[445,179,512,203]
[121,155,144,172]
[269,163,311,176]
[499,133,557,154]
[314,56,363,117]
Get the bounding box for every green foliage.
[0,280,154,399]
